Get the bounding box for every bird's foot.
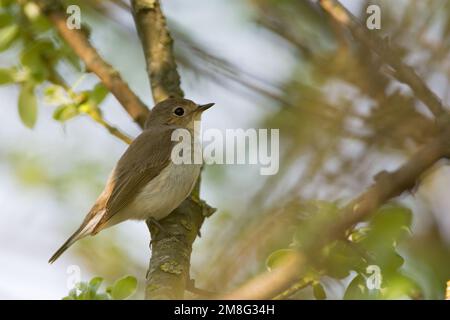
[147,218,183,248]
[147,217,168,234]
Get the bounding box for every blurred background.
[0,0,449,299]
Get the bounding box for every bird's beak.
[197,103,215,112]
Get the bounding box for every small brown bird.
[49,98,214,263]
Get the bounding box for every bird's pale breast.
[121,161,201,222]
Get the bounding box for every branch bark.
[36,0,149,128]
[130,0,213,299]
[131,0,184,103]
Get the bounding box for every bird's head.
[144,98,214,130]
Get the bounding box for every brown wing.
[94,126,176,230]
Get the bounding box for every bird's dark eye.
[174,107,185,117]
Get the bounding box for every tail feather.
[49,209,106,263]
[49,227,87,264]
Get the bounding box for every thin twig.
[93,117,133,144]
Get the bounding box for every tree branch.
[130,0,214,299]
[318,0,448,119]
[131,0,184,103]
[36,0,149,128]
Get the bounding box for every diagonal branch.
[317,0,448,119]
[130,0,213,299]
[36,0,149,128]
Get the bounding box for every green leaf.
[370,205,412,244]
[89,277,103,292]
[106,285,113,295]
[382,273,422,299]
[312,282,327,300]
[21,41,56,82]
[344,274,381,300]
[265,249,296,271]
[65,288,79,300]
[0,0,15,8]
[0,13,14,29]
[94,293,110,300]
[0,24,19,52]
[0,68,15,85]
[110,276,137,300]
[53,104,79,122]
[344,275,368,300]
[323,240,365,278]
[18,83,37,128]
[356,205,411,274]
[89,83,109,105]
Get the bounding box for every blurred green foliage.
[265,202,421,299]
[0,0,110,129]
[63,275,137,300]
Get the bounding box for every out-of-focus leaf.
[89,277,103,292]
[382,273,422,299]
[0,68,15,85]
[344,274,367,299]
[0,0,15,7]
[21,41,57,82]
[344,274,380,300]
[265,248,296,271]
[0,24,19,52]
[322,240,365,279]
[94,293,110,300]
[0,13,14,28]
[110,276,137,300]
[53,104,79,122]
[89,83,109,105]
[312,282,326,300]
[354,205,411,275]
[369,205,412,244]
[18,83,37,128]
